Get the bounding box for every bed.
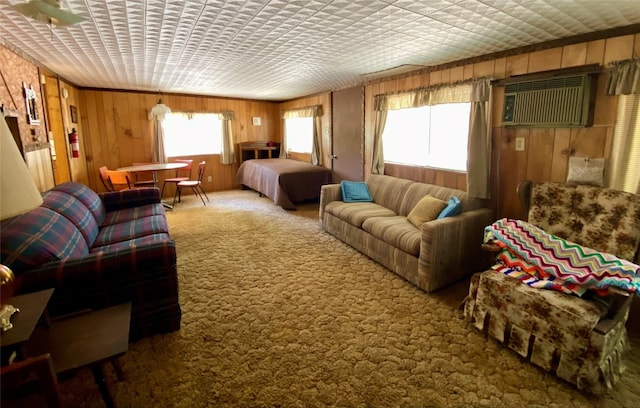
[235,158,332,209]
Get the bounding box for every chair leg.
[192,187,206,205]
[198,185,210,202]
[160,181,167,199]
[172,187,180,208]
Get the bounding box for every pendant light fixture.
[149,92,171,120]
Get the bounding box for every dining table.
[117,162,189,208]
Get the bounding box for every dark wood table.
[1,289,131,408]
[1,289,56,406]
[0,289,53,354]
[25,303,131,408]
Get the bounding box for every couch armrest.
[319,184,342,224]
[418,208,494,292]
[100,187,161,212]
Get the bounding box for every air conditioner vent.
[502,74,595,127]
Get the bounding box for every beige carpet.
[9,190,640,407]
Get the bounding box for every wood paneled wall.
[279,93,332,167]
[42,72,71,185]
[78,90,280,193]
[364,32,640,219]
[59,79,89,185]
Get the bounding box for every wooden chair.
[131,162,157,187]
[172,161,208,207]
[160,159,193,198]
[0,354,62,408]
[99,166,113,191]
[106,170,133,191]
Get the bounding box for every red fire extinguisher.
[68,128,79,158]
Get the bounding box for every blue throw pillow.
[340,181,373,203]
[437,196,461,219]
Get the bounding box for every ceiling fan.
[11,0,84,27]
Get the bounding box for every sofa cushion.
[340,181,373,202]
[399,182,470,216]
[42,190,99,246]
[362,216,422,256]
[325,201,396,228]
[92,215,170,248]
[102,203,166,226]
[0,207,89,274]
[366,175,414,214]
[407,195,447,227]
[438,196,462,219]
[51,182,105,225]
[90,233,172,253]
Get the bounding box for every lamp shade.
[149,98,171,120]
[1,116,43,220]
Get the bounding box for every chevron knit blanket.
[485,218,640,297]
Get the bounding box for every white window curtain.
[149,105,170,163]
[605,59,640,194]
[219,111,236,165]
[372,79,492,198]
[281,106,324,165]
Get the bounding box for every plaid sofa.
[1,182,181,341]
[320,175,494,292]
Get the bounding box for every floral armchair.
[464,181,640,394]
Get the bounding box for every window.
[162,113,222,157]
[382,102,471,172]
[285,117,313,153]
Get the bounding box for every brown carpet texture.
[7,190,640,408]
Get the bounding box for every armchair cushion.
[527,182,640,262]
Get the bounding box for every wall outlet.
[515,137,525,151]
[207,176,212,182]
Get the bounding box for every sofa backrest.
[41,190,100,246]
[398,182,483,216]
[366,175,414,214]
[0,207,89,274]
[367,174,485,217]
[524,181,640,263]
[51,182,106,225]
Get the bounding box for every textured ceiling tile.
[1,0,639,100]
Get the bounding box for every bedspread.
[236,158,332,209]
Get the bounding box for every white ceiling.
[1,0,639,101]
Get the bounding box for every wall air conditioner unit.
[502,74,596,127]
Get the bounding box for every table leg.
[90,363,115,408]
[112,358,125,381]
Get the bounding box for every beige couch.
[319,174,493,293]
